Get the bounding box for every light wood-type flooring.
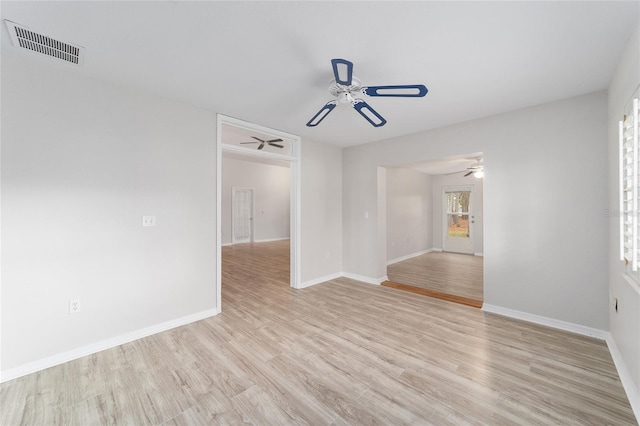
[387,251,484,302]
[1,240,636,425]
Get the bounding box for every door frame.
[231,187,254,244]
[216,114,302,312]
[442,185,474,254]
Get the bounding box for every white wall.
[386,168,432,262]
[1,51,217,374]
[608,21,640,408]
[221,156,290,245]
[300,139,343,285]
[343,90,608,329]
[431,172,484,255]
[0,51,346,379]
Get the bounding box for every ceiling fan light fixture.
[473,170,484,179]
[338,92,355,105]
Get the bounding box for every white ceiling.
[2,1,638,148]
[406,153,483,176]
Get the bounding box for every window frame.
[620,95,640,275]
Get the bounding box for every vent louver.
[5,20,84,65]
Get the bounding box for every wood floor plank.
[0,369,66,426]
[229,384,294,424]
[0,240,636,425]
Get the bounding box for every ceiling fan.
[447,158,484,178]
[240,136,284,150]
[306,58,428,128]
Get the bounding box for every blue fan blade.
[353,99,386,127]
[331,58,353,86]
[306,101,338,127]
[361,84,428,97]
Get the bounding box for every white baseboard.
[481,304,609,340]
[253,238,290,243]
[431,248,482,256]
[299,272,389,289]
[606,335,640,423]
[342,272,385,285]
[0,307,220,383]
[387,249,432,266]
[224,238,289,246]
[299,272,343,289]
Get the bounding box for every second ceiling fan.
[240,136,284,150]
[446,157,484,178]
[306,58,428,128]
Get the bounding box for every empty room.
[1,1,639,425]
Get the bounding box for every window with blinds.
[620,96,639,271]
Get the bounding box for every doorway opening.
[216,115,301,312]
[382,153,484,307]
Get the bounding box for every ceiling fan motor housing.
[329,77,362,105]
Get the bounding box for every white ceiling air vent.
[4,20,84,65]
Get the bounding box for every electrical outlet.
[69,299,80,314]
[142,215,156,227]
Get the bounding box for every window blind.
[620,97,639,270]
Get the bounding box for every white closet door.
[232,188,254,244]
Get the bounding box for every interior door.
[232,188,254,244]
[443,187,474,254]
